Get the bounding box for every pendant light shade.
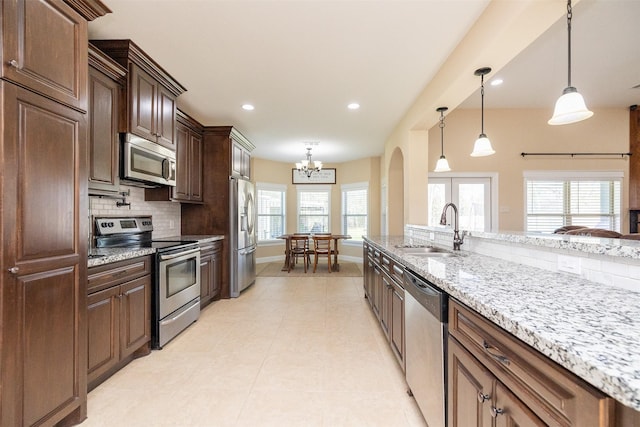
[434,107,451,172]
[548,0,593,125]
[470,67,495,157]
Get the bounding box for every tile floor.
[80,274,428,427]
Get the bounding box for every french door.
[428,176,494,232]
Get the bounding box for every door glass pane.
[428,182,446,227]
[458,183,486,232]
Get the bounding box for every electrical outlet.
[429,232,435,240]
[169,220,175,229]
[557,255,581,275]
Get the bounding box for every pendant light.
[434,107,451,172]
[470,67,495,157]
[548,0,593,125]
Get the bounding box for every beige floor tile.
[80,275,427,427]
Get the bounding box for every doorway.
[428,174,497,232]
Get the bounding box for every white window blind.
[342,183,368,241]
[297,187,330,233]
[256,183,286,241]
[524,172,621,233]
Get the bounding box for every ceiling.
[88,0,640,164]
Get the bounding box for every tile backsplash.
[89,185,181,244]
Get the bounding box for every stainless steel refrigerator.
[229,177,256,297]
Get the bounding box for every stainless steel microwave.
[121,133,176,187]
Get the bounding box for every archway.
[388,147,404,235]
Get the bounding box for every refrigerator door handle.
[240,246,256,255]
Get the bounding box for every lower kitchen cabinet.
[448,299,613,427]
[362,243,405,369]
[200,240,223,308]
[87,256,152,390]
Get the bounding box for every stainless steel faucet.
[440,203,464,250]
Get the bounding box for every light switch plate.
[557,255,582,275]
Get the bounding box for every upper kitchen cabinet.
[88,43,126,195]
[1,0,106,111]
[89,39,186,150]
[209,126,255,180]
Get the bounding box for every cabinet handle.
[8,267,19,274]
[482,340,510,365]
[477,392,490,403]
[8,59,19,68]
[490,406,504,418]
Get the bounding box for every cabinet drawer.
[391,263,404,287]
[88,256,152,294]
[449,300,613,427]
[199,240,222,256]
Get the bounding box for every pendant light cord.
[439,110,445,155]
[480,73,485,134]
[567,0,572,87]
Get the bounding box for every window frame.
[341,182,368,244]
[523,170,623,233]
[256,182,287,244]
[296,185,331,234]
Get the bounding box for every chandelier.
[295,147,323,178]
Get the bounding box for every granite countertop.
[88,247,156,268]
[364,236,640,411]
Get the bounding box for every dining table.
[277,234,351,272]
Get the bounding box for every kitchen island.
[364,232,640,421]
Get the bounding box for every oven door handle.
[159,248,200,261]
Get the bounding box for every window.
[297,186,331,233]
[256,183,286,241]
[342,182,368,242]
[524,171,622,233]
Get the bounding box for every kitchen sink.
[395,246,458,257]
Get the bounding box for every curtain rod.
[521,152,631,158]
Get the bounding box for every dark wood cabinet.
[362,243,405,369]
[232,139,252,179]
[88,43,126,195]
[199,240,223,308]
[173,111,203,202]
[89,39,186,151]
[448,299,613,427]
[87,256,152,390]
[1,0,90,111]
[181,126,255,298]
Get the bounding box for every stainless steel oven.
[155,244,200,348]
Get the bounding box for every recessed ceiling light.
[347,103,360,110]
[242,104,255,111]
[490,78,503,86]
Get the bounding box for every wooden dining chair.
[312,235,332,273]
[289,235,310,273]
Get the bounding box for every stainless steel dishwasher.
[404,269,448,427]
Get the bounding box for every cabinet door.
[88,65,120,193]
[231,141,243,177]
[156,85,177,149]
[380,273,392,339]
[200,252,214,307]
[173,123,191,201]
[120,275,151,359]
[2,0,88,110]
[242,148,251,179]
[129,64,157,142]
[372,265,382,319]
[494,382,546,427]
[448,337,493,427]
[189,131,203,202]
[1,82,88,426]
[390,281,404,367]
[87,286,121,385]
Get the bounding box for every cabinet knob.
[490,406,504,418]
[477,392,490,403]
[8,59,19,68]
[8,267,19,274]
